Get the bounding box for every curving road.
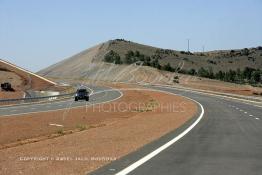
[91,85,262,175]
[0,85,122,117]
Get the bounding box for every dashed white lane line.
[229,106,258,119]
[49,123,64,127]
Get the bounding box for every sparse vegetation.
[180,51,193,55]
[163,63,175,72]
[241,48,250,56]
[124,50,145,64]
[115,38,130,42]
[188,68,197,75]
[194,67,262,85]
[101,40,262,86]
[155,49,177,56]
[76,124,88,131]
[173,75,179,83]
[57,128,65,135]
[207,60,217,64]
[104,50,122,64]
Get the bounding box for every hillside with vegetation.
[39,39,262,86]
[103,39,262,86]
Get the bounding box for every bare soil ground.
[0,71,24,90]
[0,60,67,100]
[177,74,262,96]
[0,87,197,175]
[0,91,24,99]
[0,70,25,99]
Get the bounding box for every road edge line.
[115,94,204,175]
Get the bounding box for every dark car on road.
[75,88,89,101]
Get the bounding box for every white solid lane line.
[115,97,205,175]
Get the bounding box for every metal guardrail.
[0,92,75,107]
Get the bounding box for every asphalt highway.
[0,85,122,117]
[1,84,261,175]
[91,85,262,175]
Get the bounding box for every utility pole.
[187,39,190,53]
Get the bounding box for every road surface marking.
[115,96,204,175]
[0,89,123,117]
[49,123,64,127]
[244,111,247,114]
[146,84,262,107]
[255,118,260,120]
[249,114,253,117]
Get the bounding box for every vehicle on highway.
[75,88,89,101]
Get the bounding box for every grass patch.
[76,124,88,131]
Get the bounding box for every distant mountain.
[38,39,262,80]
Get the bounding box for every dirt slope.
[0,59,58,99]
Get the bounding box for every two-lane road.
[0,85,122,117]
[92,85,262,175]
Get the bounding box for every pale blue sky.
[0,0,262,72]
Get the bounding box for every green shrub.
[76,124,88,131]
[163,63,175,72]
[104,50,122,64]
